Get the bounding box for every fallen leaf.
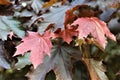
[0,16,25,40]
[29,41,82,80]
[14,31,53,68]
[72,17,116,50]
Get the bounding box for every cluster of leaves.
[0,0,120,80]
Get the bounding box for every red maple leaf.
[14,31,53,68]
[53,26,78,44]
[72,17,116,49]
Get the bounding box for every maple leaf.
[0,16,25,40]
[28,41,82,80]
[38,0,87,34]
[57,29,78,44]
[64,5,95,27]
[15,52,31,69]
[38,5,69,34]
[64,7,77,27]
[54,27,78,44]
[14,31,53,68]
[72,17,116,50]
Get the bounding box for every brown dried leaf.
[0,0,11,5]
[42,0,66,8]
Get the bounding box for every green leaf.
[15,52,31,69]
[29,40,82,80]
[0,16,25,40]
